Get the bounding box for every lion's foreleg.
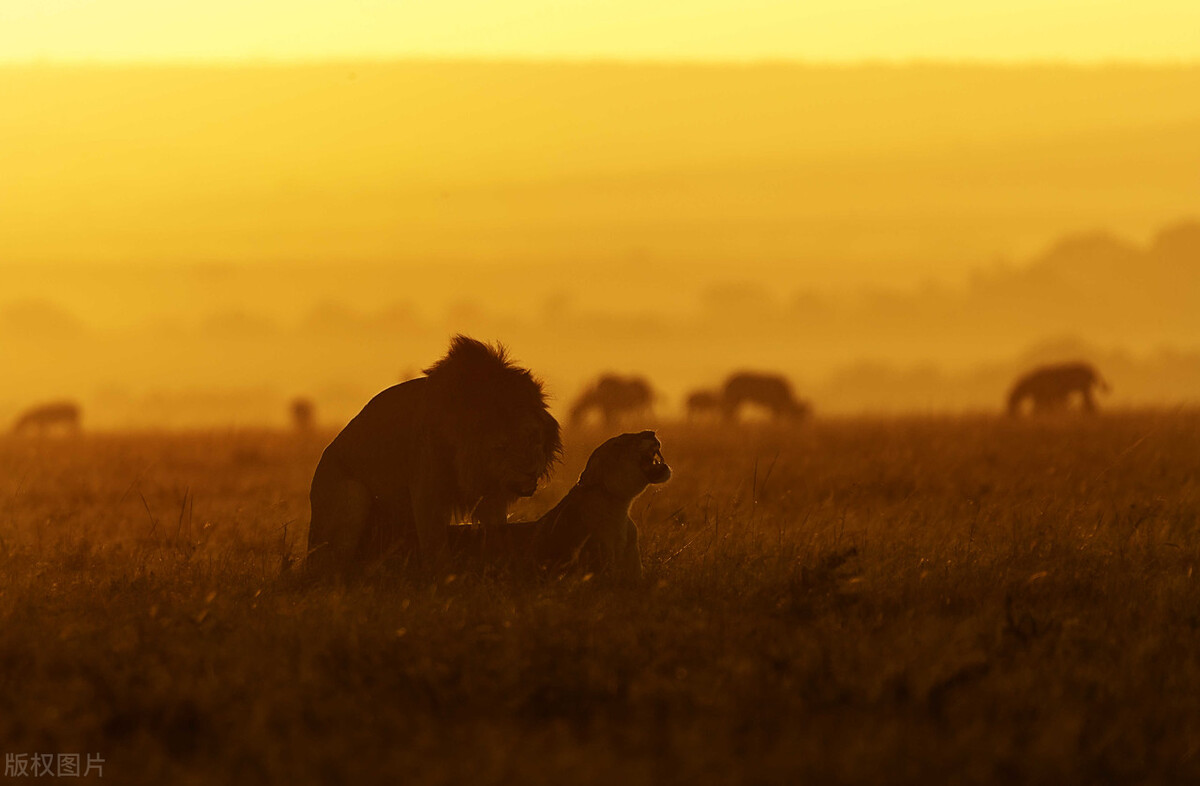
[307,464,372,578]
[411,481,452,567]
[621,520,644,584]
[473,494,511,528]
[469,494,513,564]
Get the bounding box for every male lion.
[306,336,561,577]
[448,431,671,583]
[1007,362,1109,416]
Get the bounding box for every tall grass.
[1,413,1198,783]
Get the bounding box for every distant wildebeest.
[1007,362,1110,416]
[721,372,811,422]
[570,374,655,428]
[448,431,670,583]
[12,401,82,435]
[290,397,316,431]
[685,389,723,420]
[306,336,561,578]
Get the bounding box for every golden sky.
[2,0,1198,63]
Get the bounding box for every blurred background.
[2,1,1198,426]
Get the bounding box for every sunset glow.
[3,0,1199,63]
[1,0,1198,423]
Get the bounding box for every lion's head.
[578,430,671,501]
[423,335,562,500]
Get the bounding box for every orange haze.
[1,61,1199,424]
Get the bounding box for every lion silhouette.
[685,389,722,420]
[1007,362,1110,416]
[12,401,81,435]
[306,336,562,577]
[570,374,654,428]
[448,431,670,582]
[721,372,810,422]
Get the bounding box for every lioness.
[449,431,671,582]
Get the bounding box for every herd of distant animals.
[569,371,812,427]
[564,362,1106,426]
[8,360,1111,437]
[5,339,1112,583]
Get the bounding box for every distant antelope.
[290,397,316,431]
[570,374,655,428]
[685,389,722,420]
[721,372,810,422]
[1007,362,1109,416]
[12,401,82,435]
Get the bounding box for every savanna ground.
[2,412,1200,784]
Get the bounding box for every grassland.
[1,412,1199,784]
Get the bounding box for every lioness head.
[578,430,671,501]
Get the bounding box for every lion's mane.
[306,335,561,576]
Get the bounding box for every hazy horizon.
[4,58,1198,424]
[2,217,1198,426]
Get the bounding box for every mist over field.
[2,219,1198,426]
[3,62,1199,425]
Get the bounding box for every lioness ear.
[578,444,608,487]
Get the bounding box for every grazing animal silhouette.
[685,389,722,420]
[721,372,810,422]
[570,374,655,428]
[306,336,561,577]
[12,401,81,435]
[290,397,316,432]
[448,431,670,582]
[1007,362,1110,416]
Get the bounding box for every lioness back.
[447,431,670,583]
